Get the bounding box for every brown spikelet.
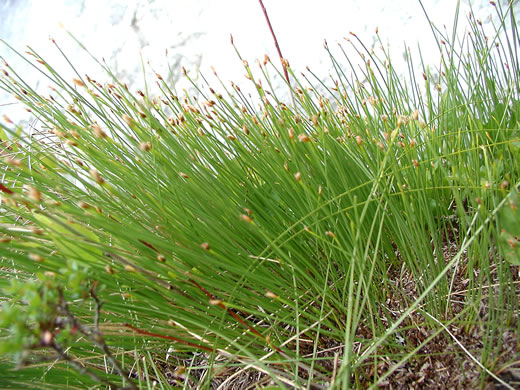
[5,158,23,168]
[0,236,11,243]
[78,201,91,209]
[72,78,85,87]
[325,231,336,238]
[412,159,419,168]
[27,186,41,202]
[89,169,105,185]
[240,214,252,223]
[91,123,107,138]
[265,291,278,299]
[29,253,44,262]
[157,254,166,262]
[30,227,44,235]
[124,265,136,273]
[179,172,190,179]
[298,133,310,142]
[288,127,294,140]
[139,141,152,152]
[122,114,134,127]
[294,172,301,182]
[105,265,115,275]
[200,242,210,251]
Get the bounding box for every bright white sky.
[0,0,501,120]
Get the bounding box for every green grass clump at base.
[0,2,519,389]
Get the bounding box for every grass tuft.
[0,1,519,388]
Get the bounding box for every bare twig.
[57,287,138,390]
[50,340,120,388]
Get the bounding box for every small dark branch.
[89,284,138,390]
[258,0,291,87]
[50,340,120,389]
[90,281,102,331]
[56,287,138,390]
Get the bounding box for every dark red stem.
[124,323,213,352]
[258,0,290,86]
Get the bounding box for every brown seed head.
[91,123,107,138]
[78,201,91,209]
[29,253,44,262]
[139,141,152,152]
[122,114,134,127]
[265,291,278,299]
[294,172,301,182]
[89,169,105,184]
[325,231,335,238]
[240,214,252,223]
[72,78,85,87]
[30,227,44,235]
[179,172,190,179]
[298,133,310,143]
[27,186,41,202]
[5,158,23,168]
[200,242,210,251]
